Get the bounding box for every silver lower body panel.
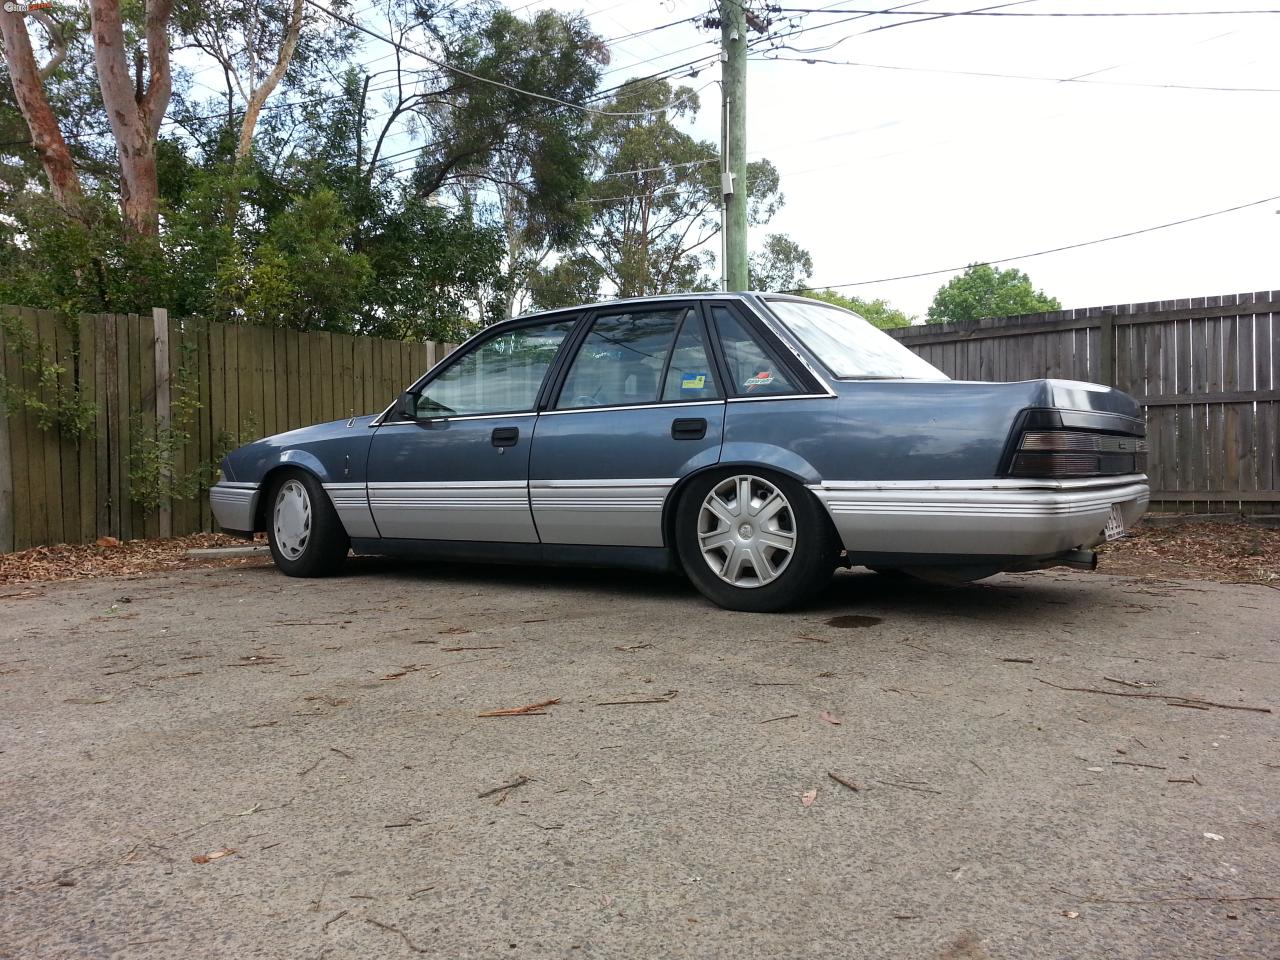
[810,475,1150,557]
[530,479,675,547]
[209,482,259,532]
[367,481,538,543]
[323,482,379,538]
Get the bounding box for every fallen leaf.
[820,710,842,726]
[801,789,817,807]
[1063,911,1079,919]
[191,847,236,864]
[1203,832,1224,841]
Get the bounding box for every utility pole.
[720,0,748,291]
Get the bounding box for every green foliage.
[800,289,914,330]
[533,78,790,306]
[127,342,207,511]
[927,263,1060,324]
[0,311,98,439]
[749,234,813,292]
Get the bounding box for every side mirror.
[398,390,417,420]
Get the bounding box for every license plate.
[1104,505,1127,542]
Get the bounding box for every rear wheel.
[675,470,837,612]
[266,471,349,577]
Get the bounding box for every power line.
[300,0,697,118]
[753,54,1280,93]
[792,193,1280,291]
[776,6,1280,16]
[756,0,1042,56]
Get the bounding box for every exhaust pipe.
[1058,549,1098,571]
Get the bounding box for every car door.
[529,303,726,547]
[366,316,577,543]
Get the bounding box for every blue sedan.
[210,293,1149,611]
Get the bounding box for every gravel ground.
[1,560,1277,960]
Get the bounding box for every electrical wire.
[776,6,1280,17]
[790,193,1280,291]
[752,54,1280,93]
[300,0,701,118]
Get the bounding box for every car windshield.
[766,299,948,380]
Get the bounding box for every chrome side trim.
[376,411,538,425]
[530,478,677,488]
[809,476,1150,557]
[726,394,836,404]
[813,475,1148,493]
[209,482,259,532]
[530,478,677,547]
[539,400,724,417]
[322,482,378,538]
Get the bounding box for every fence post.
[1098,313,1115,387]
[153,307,172,539]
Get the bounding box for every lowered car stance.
[210,293,1149,612]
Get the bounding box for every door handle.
[491,426,520,448]
[671,417,707,440]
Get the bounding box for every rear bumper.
[210,482,259,534]
[810,474,1149,557]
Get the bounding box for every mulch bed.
[0,517,1276,588]
[0,533,270,587]
[1097,515,1279,586]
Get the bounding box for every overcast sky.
[498,0,1278,318]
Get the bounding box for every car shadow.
[238,554,1098,619]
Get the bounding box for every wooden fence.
[0,306,455,552]
[888,290,1280,512]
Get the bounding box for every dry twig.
[1037,679,1271,714]
[477,698,560,718]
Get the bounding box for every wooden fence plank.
[77,316,97,543]
[139,313,160,540]
[35,309,63,545]
[0,317,12,553]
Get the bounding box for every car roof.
[512,291,753,319]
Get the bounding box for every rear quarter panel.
[723,381,1050,482]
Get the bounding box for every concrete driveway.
[1,560,1277,959]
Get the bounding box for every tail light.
[1009,429,1148,478]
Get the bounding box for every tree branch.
[234,0,302,163]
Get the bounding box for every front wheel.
[674,470,837,612]
[266,471,349,577]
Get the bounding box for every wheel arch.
[660,458,835,551]
[252,460,331,534]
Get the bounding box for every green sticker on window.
[681,373,707,389]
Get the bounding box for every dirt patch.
[0,532,270,586]
[1098,515,1279,585]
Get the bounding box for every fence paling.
[0,305,453,551]
[888,291,1279,511]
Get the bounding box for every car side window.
[660,315,722,402]
[710,305,798,396]
[556,309,686,409]
[416,319,575,417]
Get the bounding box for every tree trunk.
[0,9,83,211]
[234,0,303,164]
[88,0,173,237]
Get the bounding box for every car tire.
[674,468,838,612]
[265,470,349,577]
